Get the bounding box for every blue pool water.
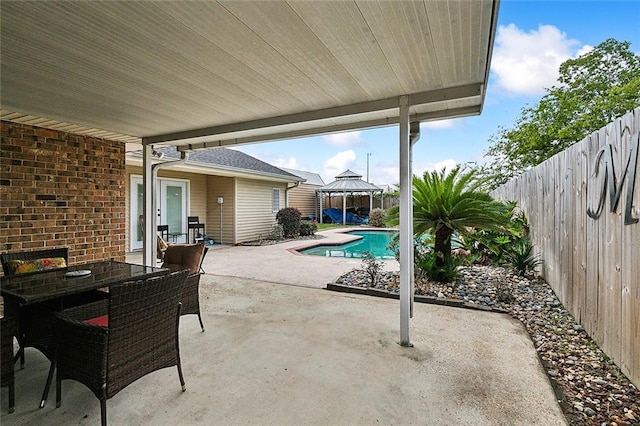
[300,230,398,259]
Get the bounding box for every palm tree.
[388,166,510,271]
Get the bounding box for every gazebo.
[317,170,383,225]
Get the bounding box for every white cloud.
[367,159,458,190]
[414,159,457,178]
[369,163,399,189]
[421,119,456,130]
[322,131,362,146]
[491,24,583,95]
[323,150,357,181]
[272,155,300,169]
[577,44,594,57]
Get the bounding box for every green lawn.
[317,223,353,231]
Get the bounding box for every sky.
[235,1,640,190]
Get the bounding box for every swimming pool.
[300,230,398,259]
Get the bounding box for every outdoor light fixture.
[217,197,224,244]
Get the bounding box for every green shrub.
[368,208,386,227]
[415,246,460,283]
[460,201,530,265]
[299,219,318,236]
[505,238,542,276]
[388,234,459,283]
[276,207,302,238]
[267,224,284,240]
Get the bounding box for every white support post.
[142,144,155,266]
[342,191,347,225]
[399,95,413,347]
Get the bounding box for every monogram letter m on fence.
[587,132,639,225]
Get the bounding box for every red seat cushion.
[84,315,108,327]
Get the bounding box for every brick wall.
[0,121,126,266]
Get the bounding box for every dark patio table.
[0,260,168,308]
[0,260,169,408]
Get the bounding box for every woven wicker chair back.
[105,269,189,398]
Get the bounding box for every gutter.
[127,151,300,183]
[151,150,189,178]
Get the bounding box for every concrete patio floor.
[1,229,567,425]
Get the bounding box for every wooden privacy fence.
[492,108,639,388]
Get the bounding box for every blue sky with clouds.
[236,1,640,190]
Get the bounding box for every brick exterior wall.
[0,121,126,267]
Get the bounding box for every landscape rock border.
[326,282,508,313]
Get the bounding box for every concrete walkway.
[2,229,567,425]
[130,227,399,288]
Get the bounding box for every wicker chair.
[54,269,189,426]
[1,247,107,407]
[161,243,208,331]
[1,248,70,373]
[1,316,16,414]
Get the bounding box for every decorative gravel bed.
[334,265,639,426]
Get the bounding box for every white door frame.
[130,175,190,251]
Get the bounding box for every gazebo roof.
[335,169,362,180]
[317,170,383,193]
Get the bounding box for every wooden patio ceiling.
[1,1,499,147]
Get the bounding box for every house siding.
[125,165,294,246]
[0,121,126,266]
[287,183,320,218]
[236,178,286,243]
[206,175,235,244]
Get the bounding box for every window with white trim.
[272,188,280,212]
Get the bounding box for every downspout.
[285,181,301,210]
[410,121,420,144]
[147,150,189,264]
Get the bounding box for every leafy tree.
[387,166,510,281]
[482,39,640,187]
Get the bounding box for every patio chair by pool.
[53,269,189,426]
[161,243,208,331]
